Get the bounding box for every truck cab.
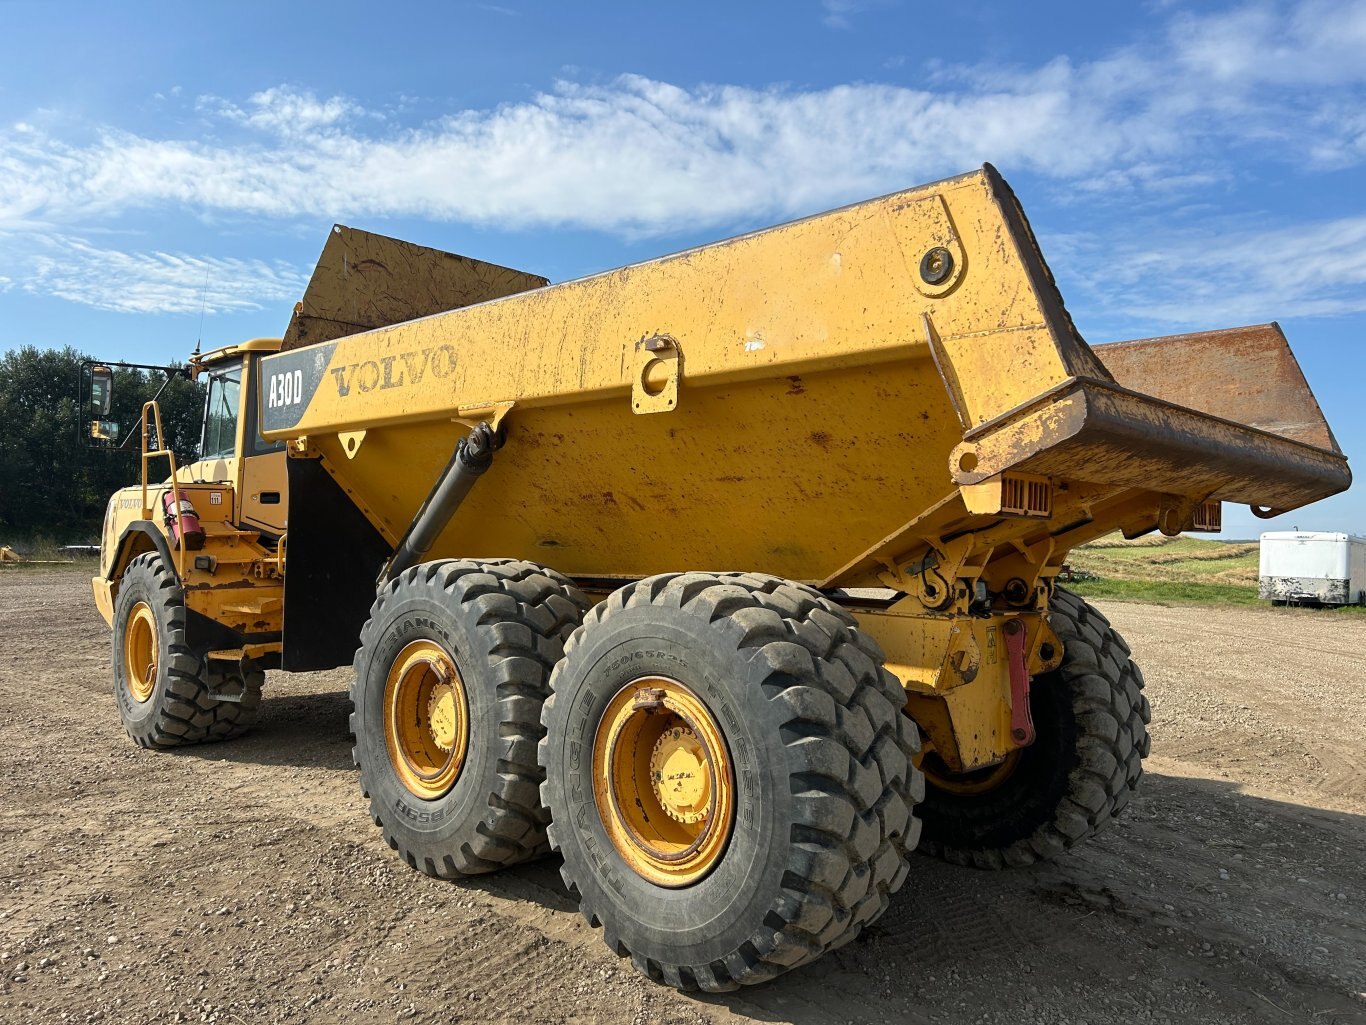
[93,338,287,672]
[183,337,289,538]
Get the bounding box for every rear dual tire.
[917,587,1151,868]
[351,559,589,876]
[540,572,922,991]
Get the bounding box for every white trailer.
[1259,532,1366,605]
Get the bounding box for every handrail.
[139,400,187,580]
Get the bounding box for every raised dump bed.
[93,165,1350,991]
[262,171,1346,605]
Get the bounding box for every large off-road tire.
[540,572,922,992]
[917,587,1151,868]
[112,552,264,748]
[351,559,589,877]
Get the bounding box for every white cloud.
[0,1,1364,314]
[1054,214,1366,329]
[0,3,1361,241]
[1171,0,1366,87]
[0,45,1356,241]
[22,236,308,314]
[210,86,360,136]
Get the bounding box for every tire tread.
[918,586,1150,868]
[541,571,922,991]
[114,552,263,748]
[352,558,588,877]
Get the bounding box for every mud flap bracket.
[1004,618,1035,745]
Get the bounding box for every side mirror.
[90,365,113,416]
[79,359,191,453]
[83,363,120,450]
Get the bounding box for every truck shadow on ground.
[462,774,1365,1025]
[174,685,1366,1025]
[173,684,358,771]
[697,774,1366,1025]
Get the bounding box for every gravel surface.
[2,568,1363,1024]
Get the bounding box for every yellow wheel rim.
[919,748,1023,796]
[383,640,469,800]
[592,676,734,888]
[124,601,158,703]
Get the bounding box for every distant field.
[1069,534,1260,586]
[4,531,1358,611]
[1066,533,1365,610]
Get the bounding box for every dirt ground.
[2,567,1364,1025]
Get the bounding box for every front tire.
[917,587,1151,868]
[112,552,263,748]
[351,559,588,877]
[541,572,921,991]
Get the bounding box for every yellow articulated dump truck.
[92,165,1349,990]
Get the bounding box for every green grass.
[1065,533,1366,612]
[1067,577,1262,606]
[1071,576,1366,613]
[1068,535,1259,587]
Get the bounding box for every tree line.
[0,346,205,541]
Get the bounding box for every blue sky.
[2,0,1362,535]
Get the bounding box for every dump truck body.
[254,165,1346,767]
[261,170,1346,588]
[92,164,1349,991]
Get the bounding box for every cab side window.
[201,361,242,460]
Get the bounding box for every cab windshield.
[201,359,242,460]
